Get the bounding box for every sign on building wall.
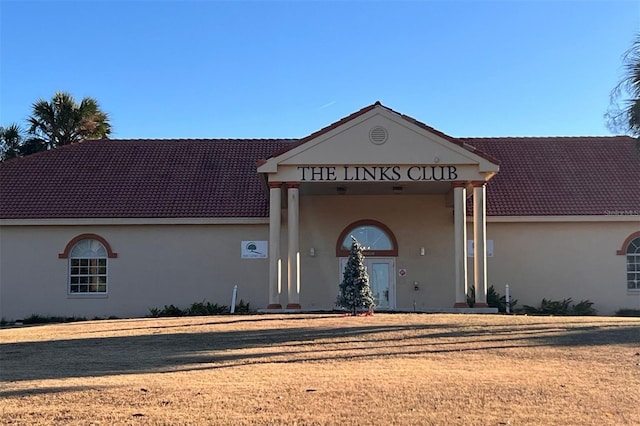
[467,240,494,257]
[241,241,268,258]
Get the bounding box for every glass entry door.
[339,257,395,310]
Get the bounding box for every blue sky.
[1,1,638,139]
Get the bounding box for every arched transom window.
[336,220,398,257]
[626,237,640,291]
[69,239,108,294]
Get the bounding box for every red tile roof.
[0,133,638,220]
[0,139,294,219]
[463,136,640,216]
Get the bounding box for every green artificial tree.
[336,237,375,315]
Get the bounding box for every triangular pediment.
[258,103,499,183]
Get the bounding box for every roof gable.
[258,103,499,181]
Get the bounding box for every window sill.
[67,293,108,299]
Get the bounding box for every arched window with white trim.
[336,220,398,257]
[626,237,640,291]
[67,238,108,294]
[59,234,117,295]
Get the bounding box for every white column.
[286,182,301,309]
[453,182,469,307]
[472,181,488,307]
[267,182,282,309]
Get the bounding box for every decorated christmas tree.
[336,236,375,315]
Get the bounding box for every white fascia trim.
[0,217,270,226]
[466,215,640,223]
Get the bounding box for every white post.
[287,182,301,309]
[472,182,488,307]
[230,284,238,314]
[505,284,510,314]
[453,182,468,307]
[268,182,282,309]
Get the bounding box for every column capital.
[471,180,487,188]
[286,182,300,189]
[451,181,468,188]
[268,181,282,189]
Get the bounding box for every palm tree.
[0,123,24,161]
[27,92,111,149]
[607,36,640,143]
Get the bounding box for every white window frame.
[68,239,109,296]
[627,237,640,291]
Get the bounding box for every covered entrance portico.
[257,103,500,312]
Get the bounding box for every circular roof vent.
[369,126,388,145]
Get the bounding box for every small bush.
[571,300,597,316]
[22,314,87,324]
[187,300,229,316]
[615,308,640,317]
[148,299,253,318]
[234,299,252,314]
[522,298,597,316]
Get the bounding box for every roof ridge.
[90,138,300,142]
[461,135,634,140]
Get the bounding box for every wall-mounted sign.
[467,240,494,257]
[297,165,458,182]
[398,268,407,277]
[241,241,268,259]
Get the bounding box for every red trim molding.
[471,181,486,187]
[451,181,468,188]
[617,231,640,255]
[453,302,470,308]
[286,303,301,309]
[286,182,300,189]
[335,219,399,257]
[267,304,283,309]
[58,233,118,259]
[268,181,282,189]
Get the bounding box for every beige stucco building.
[1,103,639,320]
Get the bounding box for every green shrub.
[522,298,597,316]
[234,299,252,314]
[148,299,253,318]
[147,304,187,317]
[615,308,640,317]
[22,314,87,324]
[571,300,597,316]
[467,285,517,313]
[187,300,229,316]
[205,302,229,315]
[159,304,186,317]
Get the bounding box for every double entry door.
[339,257,395,310]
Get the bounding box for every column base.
[473,302,489,308]
[286,303,301,309]
[453,302,470,308]
[267,304,282,309]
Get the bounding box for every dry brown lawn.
[1,313,639,425]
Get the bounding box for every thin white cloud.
[319,101,336,109]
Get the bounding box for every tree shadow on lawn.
[79,313,343,335]
[0,385,111,398]
[1,321,638,387]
